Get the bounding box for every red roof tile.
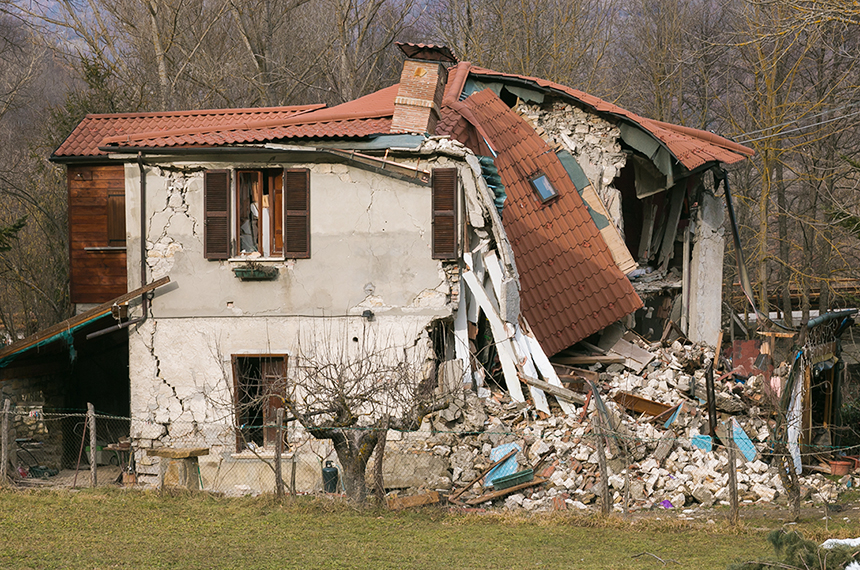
[461,64,753,170]
[53,104,325,158]
[462,89,642,355]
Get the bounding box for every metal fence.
[2,399,858,522]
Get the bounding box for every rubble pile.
[387,338,859,513]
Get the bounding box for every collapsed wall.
[380,336,857,512]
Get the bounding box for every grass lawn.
[0,489,856,569]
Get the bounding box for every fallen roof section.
[460,89,643,356]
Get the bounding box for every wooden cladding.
[68,164,127,303]
[284,169,310,258]
[431,168,458,259]
[204,170,231,260]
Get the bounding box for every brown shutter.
[432,168,458,259]
[204,170,231,260]
[107,192,126,246]
[271,171,284,256]
[284,169,310,258]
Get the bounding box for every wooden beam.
[465,478,547,505]
[0,276,171,360]
[448,449,516,502]
[552,355,624,366]
[521,375,586,405]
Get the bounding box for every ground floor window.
[232,355,287,452]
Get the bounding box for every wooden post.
[290,456,297,497]
[727,426,739,526]
[706,362,717,438]
[594,414,611,516]
[88,403,97,488]
[275,408,284,500]
[1,399,10,485]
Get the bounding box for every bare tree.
[281,323,452,503]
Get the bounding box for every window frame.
[231,354,288,453]
[529,172,559,203]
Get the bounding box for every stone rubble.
[386,337,859,513]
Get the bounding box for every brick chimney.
[390,43,457,135]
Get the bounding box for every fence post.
[594,414,611,516]
[290,455,297,497]
[88,403,97,488]
[727,425,739,525]
[1,399,10,485]
[275,408,284,500]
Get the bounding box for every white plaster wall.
[124,160,454,319]
[687,190,725,346]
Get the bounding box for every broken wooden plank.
[448,450,516,502]
[611,392,673,417]
[522,324,576,415]
[513,327,550,414]
[0,275,171,360]
[521,375,586,405]
[552,355,624,366]
[387,491,440,510]
[461,270,525,402]
[465,478,547,505]
[552,364,599,386]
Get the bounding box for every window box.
[233,264,279,281]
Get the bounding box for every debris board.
[606,337,655,374]
[466,478,547,505]
[387,491,440,510]
[522,375,586,405]
[612,392,673,417]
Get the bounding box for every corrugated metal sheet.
[461,89,642,355]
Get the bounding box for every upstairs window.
[204,168,310,260]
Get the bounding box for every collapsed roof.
[52,52,753,357]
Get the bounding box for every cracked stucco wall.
[123,156,491,469]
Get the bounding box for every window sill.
[228,257,285,263]
[84,246,127,252]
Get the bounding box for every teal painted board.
[691,434,712,452]
[484,443,521,487]
[731,418,758,462]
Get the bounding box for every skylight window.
[530,172,558,202]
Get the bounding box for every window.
[232,355,288,452]
[431,168,458,259]
[529,172,558,202]
[204,168,310,260]
[107,192,126,247]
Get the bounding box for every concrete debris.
[383,335,860,513]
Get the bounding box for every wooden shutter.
[284,169,310,258]
[204,170,231,260]
[271,171,284,256]
[431,168,458,259]
[107,192,126,246]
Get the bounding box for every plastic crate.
[491,468,534,490]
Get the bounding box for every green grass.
[0,488,854,570]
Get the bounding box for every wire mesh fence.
[2,398,858,522]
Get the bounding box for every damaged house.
[3,44,753,490]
